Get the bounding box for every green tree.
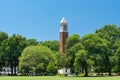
[114,48,120,73]
[40,40,59,53]
[0,32,8,71]
[113,39,120,73]
[82,34,109,75]
[25,39,39,46]
[0,32,8,45]
[46,61,57,75]
[19,45,55,75]
[0,34,26,75]
[66,43,84,72]
[56,53,67,69]
[96,25,120,42]
[95,25,120,75]
[66,34,80,49]
[65,34,82,73]
[112,39,120,73]
[74,50,88,76]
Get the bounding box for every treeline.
[0,33,59,75]
[65,25,120,76]
[0,25,120,76]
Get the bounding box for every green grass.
[0,76,120,80]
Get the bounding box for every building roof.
[60,17,68,24]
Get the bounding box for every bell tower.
[60,17,68,53]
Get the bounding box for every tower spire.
[60,17,67,24]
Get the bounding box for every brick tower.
[60,17,68,53]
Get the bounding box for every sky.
[0,0,120,41]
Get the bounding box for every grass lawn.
[0,76,119,80]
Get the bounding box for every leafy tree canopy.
[19,45,55,75]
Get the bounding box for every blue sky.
[0,0,120,41]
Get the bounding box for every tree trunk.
[10,64,13,75]
[14,66,16,75]
[75,72,78,77]
[81,67,84,74]
[84,67,88,77]
[26,72,28,76]
[109,67,112,76]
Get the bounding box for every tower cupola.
[60,17,68,32]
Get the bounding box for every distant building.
[58,17,70,75]
[60,17,68,53]
[58,68,70,75]
[0,67,18,75]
